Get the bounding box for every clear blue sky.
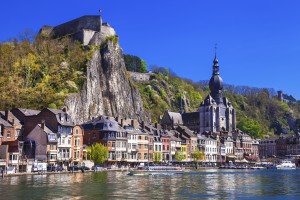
[1,0,300,99]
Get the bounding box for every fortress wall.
[52,15,102,38]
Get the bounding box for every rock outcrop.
[42,15,147,123]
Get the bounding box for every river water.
[0,169,299,199]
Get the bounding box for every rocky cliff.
[50,16,148,123]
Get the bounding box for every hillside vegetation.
[0,36,93,110]
[128,66,300,138]
[0,35,299,138]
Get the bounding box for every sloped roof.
[17,108,40,116]
[0,111,22,126]
[168,112,183,125]
[178,125,196,137]
[82,115,124,132]
[200,95,217,106]
[45,108,74,127]
[0,118,13,127]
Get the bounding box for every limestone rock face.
[65,26,147,124]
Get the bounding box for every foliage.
[153,152,162,164]
[175,151,185,162]
[124,54,147,73]
[87,143,109,165]
[0,34,93,110]
[136,73,204,122]
[237,118,264,138]
[191,150,205,162]
[101,35,119,48]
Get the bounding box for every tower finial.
[214,43,218,58]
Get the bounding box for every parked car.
[81,166,90,171]
[47,165,63,172]
[68,165,79,171]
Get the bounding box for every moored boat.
[128,165,185,175]
[250,166,266,170]
[276,160,296,169]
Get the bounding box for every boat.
[128,165,185,175]
[250,166,266,170]
[276,160,296,169]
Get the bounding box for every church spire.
[209,48,224,104]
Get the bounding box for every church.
[161,55,236,134]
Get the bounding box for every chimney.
[155,123,158,129]
[142,121,145,130]
[131,120,134,128]
[4,110,9,121]
[12,118,15,126]
[121,119,124,127]
[58,113,62,121]
[41,120,45,130]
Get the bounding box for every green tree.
[175,151,185,162]
[191,150,205,168]
[124,54,147,73]
[87,143,109,165]
[238,117,264,138]
[153,152,162,164]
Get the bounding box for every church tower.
[199,55,236,134]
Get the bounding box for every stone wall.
[129,72,151,82]
[51,15,102,38]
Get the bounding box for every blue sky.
[1,0,300,99]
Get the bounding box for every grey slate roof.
[46,108,74,127]
[82,115,124,132]
[0,118,13,127]
[17,108,40,116]
[168,112,183,125]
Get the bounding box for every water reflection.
[1,170,300,199]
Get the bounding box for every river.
[0,169,299,199]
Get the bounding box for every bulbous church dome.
[209,73,223,92]
[209,56,223,92]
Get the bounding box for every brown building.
[72,125,84,165]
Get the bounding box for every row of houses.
[0,107,262,172]
[259,133,300,159]
[0,108,84,172]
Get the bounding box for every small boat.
[276,160,296,170]
[250,166,265,170]
[128,165,185,175]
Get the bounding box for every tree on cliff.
[87,143,109,165]
[124,54,147,73]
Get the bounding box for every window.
[138,144,142,149]
[7,131,11,138]
[144,153,148,159]
[112,142,115,147]
[50,144,54,150]
[76,129,79,135]
[68,138,71,145]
